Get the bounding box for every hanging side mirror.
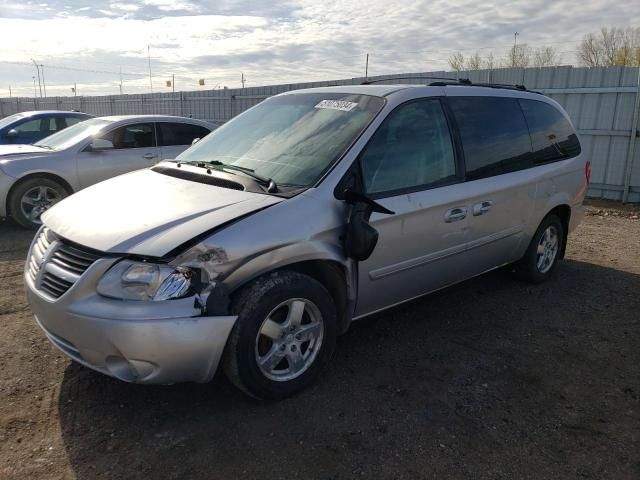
[342,189,394,261]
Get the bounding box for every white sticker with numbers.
[314,100,358,112]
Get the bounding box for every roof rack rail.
[359,76,541,94]
[360,76,470,85]
[429,79,533,92]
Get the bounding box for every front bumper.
[25,255,237,384]
[0,170,16,218]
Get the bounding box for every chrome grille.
[28,227,101,299]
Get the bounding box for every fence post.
[622,67,640,203]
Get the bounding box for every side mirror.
[342,189,394,261]
[89,138,114,151]
[191,137,201,145]
[5,129,18,138]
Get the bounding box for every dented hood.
[42,167,283,256]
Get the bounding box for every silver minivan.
[25,81,589,399]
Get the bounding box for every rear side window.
[448,96,532,180]
[158,123,211,146]
[65,116,84,127]
[519,99,581,163]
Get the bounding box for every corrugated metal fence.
[1,66,639,202]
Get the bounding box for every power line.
[0,60,144,77]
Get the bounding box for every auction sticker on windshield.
[314,100,358,112]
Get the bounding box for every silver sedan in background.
[0,115,213,228]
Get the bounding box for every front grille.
[40,272,74,298]
[28,227,101,299]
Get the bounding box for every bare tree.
[578,27,640,66]
[579,33,603,66]
[448,51,489,71]
[466,52,482,70]
[448,52,465,71]
[533,46,562,67]
[506,44,532,68]
[483,52,496,70]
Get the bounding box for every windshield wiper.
[181,160,278,193]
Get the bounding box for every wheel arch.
[546,204,571,259]
[227,258,354,335]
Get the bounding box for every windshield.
[176,92,385,187]
[0,113,27,130]
[35,118,112,150]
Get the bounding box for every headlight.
[97,260,198,301]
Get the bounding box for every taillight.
[585,160,591,184]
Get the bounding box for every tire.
[515,214,564,283]
[9,177,69,229]
[223,270,337,400]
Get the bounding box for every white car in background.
[0,115,213,228]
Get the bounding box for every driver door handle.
[444,207,467,223]
[143,153,158,160]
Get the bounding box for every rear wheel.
[9,177,69,229]
[223,270,337,400]
[515,214,564,283]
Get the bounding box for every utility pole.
[119,67,123,95]
[365,53,369,81]
[512,32,519,67]
[9,86,12,98]
[74,83,77,96]
[31,59,42,97]
[40,64,47,98]
[241,72,246,88]
[147,45,153,93]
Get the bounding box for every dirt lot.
[1,201,639,479]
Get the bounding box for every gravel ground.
[0,200,639,479]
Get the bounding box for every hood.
[42,167,283,257]
[0,144,51,157]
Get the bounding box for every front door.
[76,122,160,188]
[354,98,473,317]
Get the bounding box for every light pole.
[40,64,47,97]
[32,76,37,97]
[147,45,153,93]
[31,59,42,97]
[365,53,369,81]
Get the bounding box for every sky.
[0,0,636,97]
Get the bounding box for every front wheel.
[515,214,564,283]
[9,177,69,229]
[223,270,337,400]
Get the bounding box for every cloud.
[0,0,637,96]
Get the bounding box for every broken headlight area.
[97,260,204,301]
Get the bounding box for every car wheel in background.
[9,177,69,229]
